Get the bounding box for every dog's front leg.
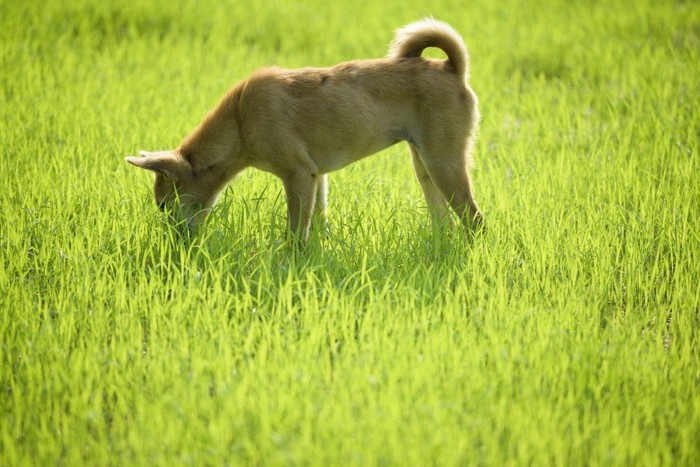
[314,173,328,219]
[282,171,319,242]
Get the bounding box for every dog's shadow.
[143,206,486,306]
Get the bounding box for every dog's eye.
[158,200,166,211]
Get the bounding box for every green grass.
[2,0,699,464]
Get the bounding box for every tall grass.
[2,0,699,464]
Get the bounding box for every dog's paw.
[471,212,486,233]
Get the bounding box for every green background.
[1,0,698,464]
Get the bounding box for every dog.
[126,19,483,240]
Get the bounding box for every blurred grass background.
[1,0,699,464]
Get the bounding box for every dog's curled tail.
[389,19,469,79]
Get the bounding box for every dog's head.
[126,150,214,227]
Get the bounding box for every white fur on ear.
[138,150,174,158]
[125,150,185,180]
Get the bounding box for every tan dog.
[127,19,482,240]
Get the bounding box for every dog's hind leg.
[409,145,453,228]
[418,150,483,230]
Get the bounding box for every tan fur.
[127,19,483,240]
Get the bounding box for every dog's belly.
[312,136,396,173]
[301,113,409,173]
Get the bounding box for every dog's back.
[237,20,477,174]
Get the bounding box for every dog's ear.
[125,150,189,180]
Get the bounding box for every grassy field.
[1,0,699,464]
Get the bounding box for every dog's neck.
[179,87,243,176]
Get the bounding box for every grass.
[1,0,699,464]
